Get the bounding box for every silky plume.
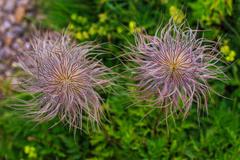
[18,32,112,130]
[129,20,225,118]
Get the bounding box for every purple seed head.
[19,32,112,129]
[130,21,224,117]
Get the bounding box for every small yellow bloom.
[77,16,87,24]
[226,56,233,62]
[129,21,136,29]
[71,14,77,20]
[230,50,236,57]
[169,6,185,24]
[98,27,107,36]
[75,31,89,40]
[82,31,89,39]
[98,13,107,23]
[117,26,123,33]
[220,43,236,62]
[129,21,136,33]
[75,32,83,40]
[89,24,98,35]
[226,50,236,62]
[135,27,142,33]
[24,145,37,159]
[24,146,30,153]
[220,45,230,55]
[68,23,75,30]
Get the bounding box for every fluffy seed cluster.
[130,21,224,117]
[19,32,111,129]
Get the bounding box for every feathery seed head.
[19,32,112,129]
[130,20,224,117]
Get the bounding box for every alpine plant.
[18,32,112,129]
[130,21,224,117]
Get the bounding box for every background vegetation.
[1,0,240,159]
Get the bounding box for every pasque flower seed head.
[18,32,112,129]
[130,20,224,117]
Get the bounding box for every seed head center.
[58,74,74,84]
[169,63,179,72]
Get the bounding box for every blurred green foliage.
[1,0,240,159]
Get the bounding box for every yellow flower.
[230,50,237,57]
[169,6,185,24]
[220,43,236,62]
[75,32,83,40]
[77,16,87,24]
[129,21,136,33]
[24,146,30,153]
[220,45,230,55]
[68,23,75,30]
[82,31,89,39]
[98,27,107,36]
[226,51,236,62]
[89,24,98,35]
[135,27,142,33]
[75,31,89,40]
[24,145,37,159]
[98,13,107,23]
[71,13,77,20]
[117,26,123,33]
